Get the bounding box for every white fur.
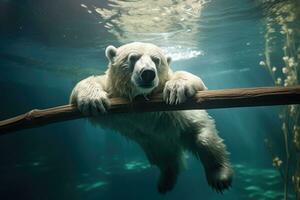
[131,55,159,94]
[70,76,110,115]
[70,42,233,193]
[163,71,207,104]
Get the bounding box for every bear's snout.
[140,68,156,83]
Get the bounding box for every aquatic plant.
[259,0,300,199]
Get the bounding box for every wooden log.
[0,86,300,135]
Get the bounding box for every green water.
[0,0,299,199]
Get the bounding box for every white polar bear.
[70,42,233,194]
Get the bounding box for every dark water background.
[0,0,297,199]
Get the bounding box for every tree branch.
[1,86,300,134]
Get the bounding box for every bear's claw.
[163,79,196,105]
[206,166,233,193]
[77,91,110,116]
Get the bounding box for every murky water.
[0,0,299,199]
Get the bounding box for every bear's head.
[105,42,171,99]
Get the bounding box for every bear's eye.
[151,56,161,66]
[128,53,141,64]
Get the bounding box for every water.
[0,0,299,199]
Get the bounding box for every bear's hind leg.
[182,125,233,192]
[157,164,180,194]
[140,142,183,194]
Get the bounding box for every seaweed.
[260,0,300,199]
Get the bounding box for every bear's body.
[70,42,233,193]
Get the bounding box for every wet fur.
[70,42,233,193]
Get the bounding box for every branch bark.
[1,86,300,135]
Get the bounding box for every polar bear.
[70,42,233,194]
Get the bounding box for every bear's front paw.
[163,79,197,105]
[76,90,110,116]
[206,166,233,193]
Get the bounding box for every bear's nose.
[141,69,156,83]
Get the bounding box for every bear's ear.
[166,56,172,65]
[105,45,117,62]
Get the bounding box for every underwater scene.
[1,0,300,199]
